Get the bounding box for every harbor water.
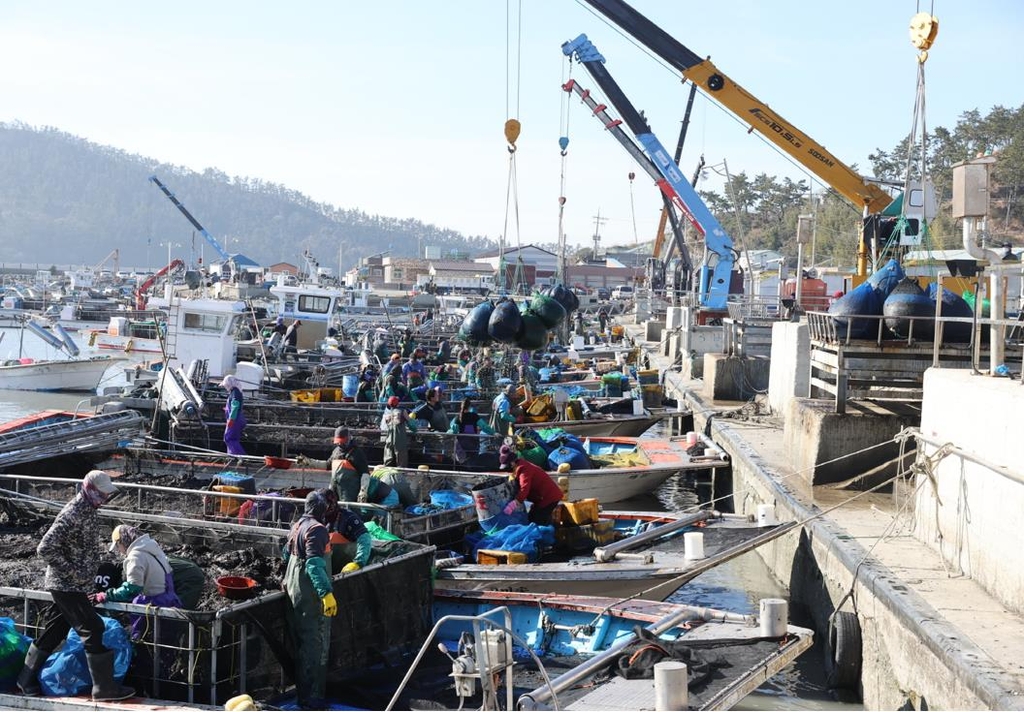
[0,331,860,710]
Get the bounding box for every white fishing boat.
[0,355,121,392]
[0,319,124,392]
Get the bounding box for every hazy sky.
[1,0,1018,253]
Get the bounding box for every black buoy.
[883,278,934,340]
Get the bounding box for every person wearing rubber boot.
[283,490,338,710]
[17,470,134,701]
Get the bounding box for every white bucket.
[685,431,699,446]
[684,531,705,560]
[759,598,788,638]
[757,504,778,526]
[632,399,645,415]
[234,361,264,390]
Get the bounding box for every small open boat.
[434,509,797,602]
[421,588,814,711]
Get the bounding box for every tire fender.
[826,609,862,690]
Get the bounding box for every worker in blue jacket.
[283,490,337,710]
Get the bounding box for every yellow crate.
[476,549,528,565]
[290,389,320,403]
[564,498,599,526]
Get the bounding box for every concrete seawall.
[661,367,1024,709]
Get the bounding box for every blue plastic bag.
[39,616,132,696]
[0,617,30,689]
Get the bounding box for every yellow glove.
[321,592,338,617]
[342,562,361,573]
[407,412,417,420]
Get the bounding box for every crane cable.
[882,4,939,267]
[556,54,574,286]
[501,0,524,294]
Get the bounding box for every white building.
[474,245,559,280]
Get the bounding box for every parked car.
[595,287,611,301]
[611,285,634,300]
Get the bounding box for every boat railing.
[385,607,528,712]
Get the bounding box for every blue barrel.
[342,373,359,398]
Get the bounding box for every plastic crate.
[476,549,528,565]
[290,389,320,403]
[564,498,599,526]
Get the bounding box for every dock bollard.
[654,660,688,711]
[759,598,788,638]
[757,503,777,526]
[683,531,704,560]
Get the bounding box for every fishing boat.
[106,428,726,506]
[419,588,814,711]
[0,485,437,709]
[85,315,166,353]
[0,318,124,392]
[434,508,797,602]
[0,354,121,392]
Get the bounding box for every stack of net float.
[457,285,580,351]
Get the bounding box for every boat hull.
[0,356,122,391]
[435,515,798,602]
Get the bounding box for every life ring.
[123,339,134,353]
[826,610,862,690]
[88,331,97,347]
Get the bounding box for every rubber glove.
[342,562,361,574]
[357,490,368,503]
[88,592,107,604]
[295,454,309,466]
[321,592,338,617]
[502,500,517,516]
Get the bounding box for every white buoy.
[654,660,688,711]
[757,504,778,526]
[759,598,788,638]
[684,531,705,560]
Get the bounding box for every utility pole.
[591,210,608,260]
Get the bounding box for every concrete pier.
[629,320,1024,710]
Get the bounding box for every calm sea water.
[0,328,859,710]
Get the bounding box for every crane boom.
[581,0,892,214]
[563,34,734,310]
[149,176,232,262]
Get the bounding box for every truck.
[562,34,740,312]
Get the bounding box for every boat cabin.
[269,281,373,349]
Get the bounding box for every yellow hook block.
[909,12,939,52]
[504,119,522,148]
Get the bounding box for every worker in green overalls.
[283,490,337,709]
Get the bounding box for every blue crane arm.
[562,34,734,310]
[148,175,232,261]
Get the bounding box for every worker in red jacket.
[498,444,563,526]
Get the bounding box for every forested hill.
[0,123,496,268]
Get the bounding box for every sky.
[0,0,1019,255]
